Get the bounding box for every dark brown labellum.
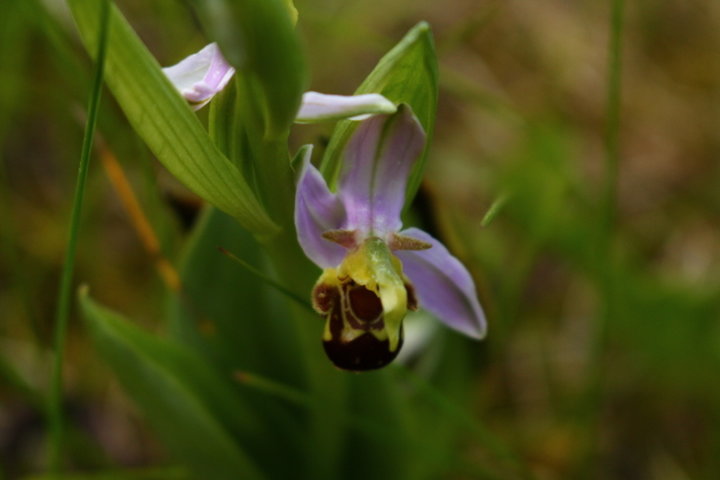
[323,326,404,372]
[314,280,413,371]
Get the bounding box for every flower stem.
[48,0,109,470]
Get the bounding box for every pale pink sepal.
[295,92,397,124]
[163,43,235,111]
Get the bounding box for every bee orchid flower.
[164,43,396,120]
[295,105,487,371]
[164,44,486,371]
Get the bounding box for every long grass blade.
[579,0,625,474]
[603,0,624,234]
[481,192,511,227]
[48,0,109,470]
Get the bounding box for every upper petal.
[294,145,348,268]
[394,228,487,339]
[339,105,425,236]
[295,92,397,123]
[162,43,235,110]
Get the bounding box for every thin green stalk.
[603,0,624,235]
[48,0,109,470]
[233,370,315,408]
[579,0,624,474]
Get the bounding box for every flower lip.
[314,278,401,371]
[312,237,412,371]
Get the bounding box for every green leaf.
[79,288,265,480]
[338,373,414,480]
[167,207,306,385]
[322,22,439,203]
[68,0,277,236]
[165,207,311,477]
[192,0,307,137]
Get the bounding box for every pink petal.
[294,146,348,268]
[339,105,425,237]
[295,92,396,123]
[394,228,486,339]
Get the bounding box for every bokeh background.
[2,0,720,478]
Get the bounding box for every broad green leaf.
[322,22,439,203]
[165,207,310,477]
[167,207,306,386]
[79,288,265,480]
[68,0,277,236]
[192,0,307,137]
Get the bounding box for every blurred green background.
[2,0,720,479]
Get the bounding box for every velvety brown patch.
[348,285,383,322]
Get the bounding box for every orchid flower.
[164,43,486,371]
[295,105,487,371]
[163,43,396,120]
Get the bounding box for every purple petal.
[295,92,397,123]
[294,145,348,268]
[162,43,235,110]
[339,105,425,236]
[394,228,487,339]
